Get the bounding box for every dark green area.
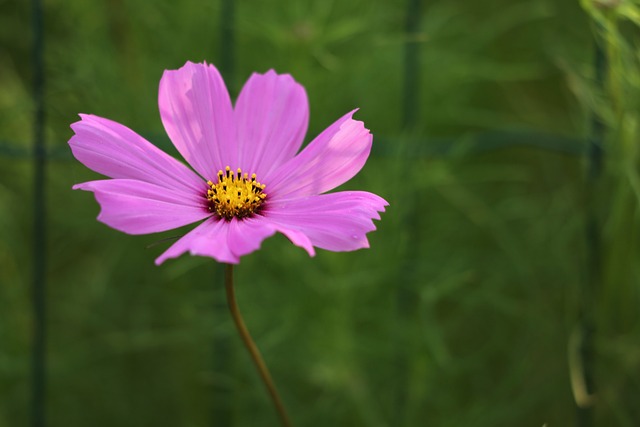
[1,0,639,426]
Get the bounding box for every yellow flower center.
[206,166,267,220]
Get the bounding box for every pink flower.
[69,61,387,265]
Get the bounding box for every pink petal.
[265,110,372,199]
[69,114,205,195]
[272,227,316,257]
[155,219,236,265]
[234,70,309,177]
[226,216,277,259]
[155,216,276,265]
[74,179,211,235]
[264,191,387,253]
[159,61,235,179]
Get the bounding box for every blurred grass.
[1,0,639,426]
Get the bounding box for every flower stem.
[224,264,293,427]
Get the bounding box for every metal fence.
[17,0,602,426]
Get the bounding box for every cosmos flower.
[69,61,387,265]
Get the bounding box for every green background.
[1,0,639,426]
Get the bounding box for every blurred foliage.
[578,0,640,425]
[1,0,639,426]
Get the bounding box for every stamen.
[206,166,267,220]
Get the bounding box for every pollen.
[206,166,267,220]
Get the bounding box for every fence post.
[219,0,235,91]
[30,0,47,426]
[402,0,421,131]
[576,37,605,427]
[211,1,236,426]
[395,0,422,425]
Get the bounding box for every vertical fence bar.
[211,262,232,427]
[212,1,236,426]
[402,0,421,131]
[395,0,422,425]
[219,0,235,91]
[30,0,47,426]
[577,38,606,427]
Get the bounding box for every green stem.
[224,264,293,427]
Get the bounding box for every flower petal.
[154,216,276,265]
[155,219,236,265]
[226,216,277,259]
[264,191,387,252]
[234,70,309,177]
[74,179,211,235]
[265,110,372,199]
[272,227,316,257]
[69,114,204,194]
[159,61,235,179]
